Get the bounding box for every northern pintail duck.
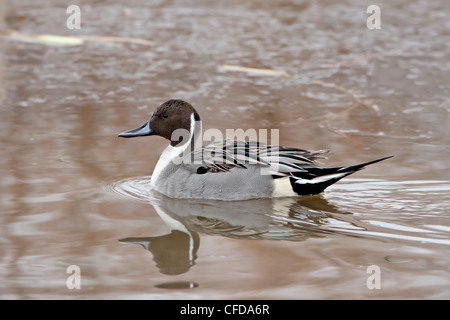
[119,99,392,201]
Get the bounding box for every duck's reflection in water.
[120,231,199,276]
[119,189,362,276]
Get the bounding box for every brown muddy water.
[0,0,449,299]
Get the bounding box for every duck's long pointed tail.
[289,155,393,196]
[335,155,394,173]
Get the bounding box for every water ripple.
[108,177,450,246]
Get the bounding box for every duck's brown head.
[119,99,201,146]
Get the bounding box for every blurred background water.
[0,0,449,299]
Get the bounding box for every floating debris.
[2,30,154,47]
[219,64,288,76]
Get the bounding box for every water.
[0,0,449,299]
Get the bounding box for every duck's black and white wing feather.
[184,140,328,175]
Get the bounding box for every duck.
[118,99,392,201]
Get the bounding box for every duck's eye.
[163,114,168,118]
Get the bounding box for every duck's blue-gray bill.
[118,121,154,138]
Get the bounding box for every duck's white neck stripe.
[150,113,200,186]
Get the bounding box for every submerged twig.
[297,77,373,122]
[218,64,375,123]
[333,130,367,147]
